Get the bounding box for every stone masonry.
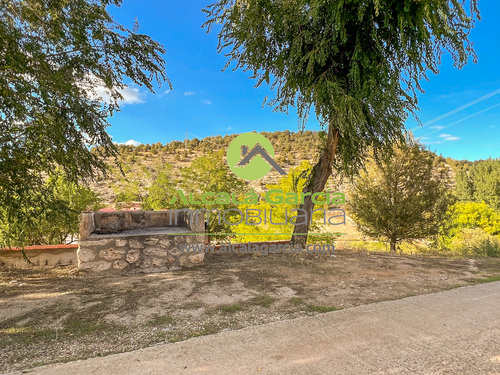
[78,210,205,273]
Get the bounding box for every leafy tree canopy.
[0,173,101,247]
[204,0,479,175]
[443,201,500,239]
[204,0,479,245]
[0,0,169,244]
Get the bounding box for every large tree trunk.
[291,121,340,246]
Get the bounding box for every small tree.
[143,164,179,210]
[144,151,245,240]
[348,140,450,253]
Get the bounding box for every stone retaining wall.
[78,211,205,273]
[0,244,78,268]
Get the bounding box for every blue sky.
[108,0,500,161]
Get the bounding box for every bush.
[444,201,500,236]
[448,228,500,257]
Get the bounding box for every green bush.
[444,201,500,237]
[438,201,500,257]
[448,228,500,258]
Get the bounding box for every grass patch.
[343,241,388,253]
[169,335,183,343]
[1,326,55,346]
[476,276,500,283]
[247,295,276,308]
[219,304,244,314]
[306,304,338,313]
[205,303,244,315]
[190,324,219,337]
[289,297,304,305]
[147,314,174,326]
[64,319,116,338]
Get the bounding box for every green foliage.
[143,151,245,239]
[446,228,500,258]
[444,201,500,237]
[204,0,479,176]
[306,304,338,313]
[179,150,245,238]
[113,180,142,206]
[348,139,451,252]
[0,0,168,241]
[0,174,101,247]
[455,159,500,210]
[142,164,178,211]
[438,201,500,257]
[234,161,326,242]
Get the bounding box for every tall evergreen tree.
[455,159,500,210]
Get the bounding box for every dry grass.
[1,251,500,372]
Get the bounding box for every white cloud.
[184,91,196,96]
[226,126,232,130]
[202,99,212,105]
[118,139,142,147]
[82,75,145,105]
[421,140,443,144]
[438,133,460,141]
[159,89,171,98]
[431,125,445,130]
[118,87,144,104]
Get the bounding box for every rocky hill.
[90,130,460,212]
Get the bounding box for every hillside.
[91,130,325,208]
[90,130,459,213]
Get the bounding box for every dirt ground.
[1,250,500,373]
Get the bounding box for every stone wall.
[0,245,78,268]
[78,210,206,273]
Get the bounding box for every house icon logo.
[227,132,287,181]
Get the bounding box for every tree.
[455,159,500,210]
[348,141,450,253]
[203,0,479,245]
[144,151,245,240]
[0,174,101,246]
[188,138,200,150]
[0,0,169,245]
[234,161,326,242]
[442,201,500,239]
[142,164,179,211]
[178,151,245,239]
